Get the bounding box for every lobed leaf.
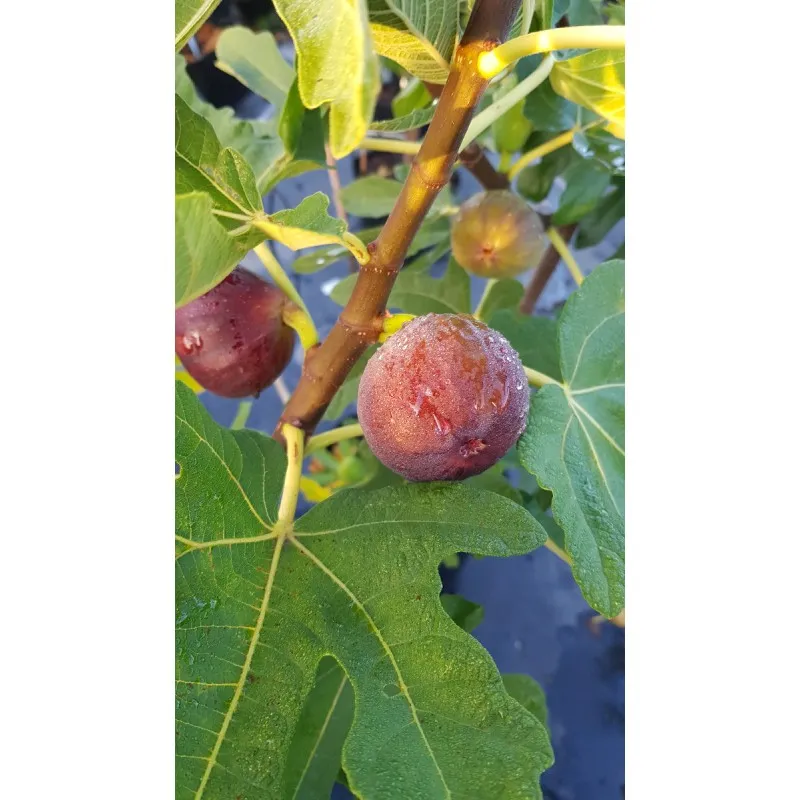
[215,27,295,110]
[175,383,552,798]
[273,0,380,157]
[517,260,625,617]
[256,192,360,256]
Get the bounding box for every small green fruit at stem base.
[175,266,295,398]
[357,314,530,482]
[451,190,548,278]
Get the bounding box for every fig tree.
[357,313,530,482]
[175,266,295,398]
[450,189,547,278]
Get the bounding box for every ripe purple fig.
[450,189,547,278]
[175,266,295,398]
[357,313,530,482]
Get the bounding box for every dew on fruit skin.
[431,412,451,435]
[182,332,203,353]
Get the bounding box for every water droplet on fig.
[182,332,203,353]
[431,413,451,435]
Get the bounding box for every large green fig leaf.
[175,0,221,50]
[176,383,552,799]
[272,0,380,158]
[518,259,625,617]
[368,0,458,84]
[550,49,625,139]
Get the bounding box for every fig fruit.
[357,313,530,482]
[450,190,547,278]
[175,266,295,398]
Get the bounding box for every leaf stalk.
[478,25,626,79]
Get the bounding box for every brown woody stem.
[460,142,511,190]
[275,0,523,440]
[519,223,579,315]
[424,81,510,191]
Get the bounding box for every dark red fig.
[175,266,295,398]
[357,313,530,482]
[450,189,547,278]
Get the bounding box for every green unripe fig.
[450,190,547,278]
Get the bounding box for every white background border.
[2,1,799,796]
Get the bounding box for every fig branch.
[275,0,525,441]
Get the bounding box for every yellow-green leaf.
[272,0,380,158]
[368,0,458,84]
[550,48,625,139]
[254,193,368,261]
